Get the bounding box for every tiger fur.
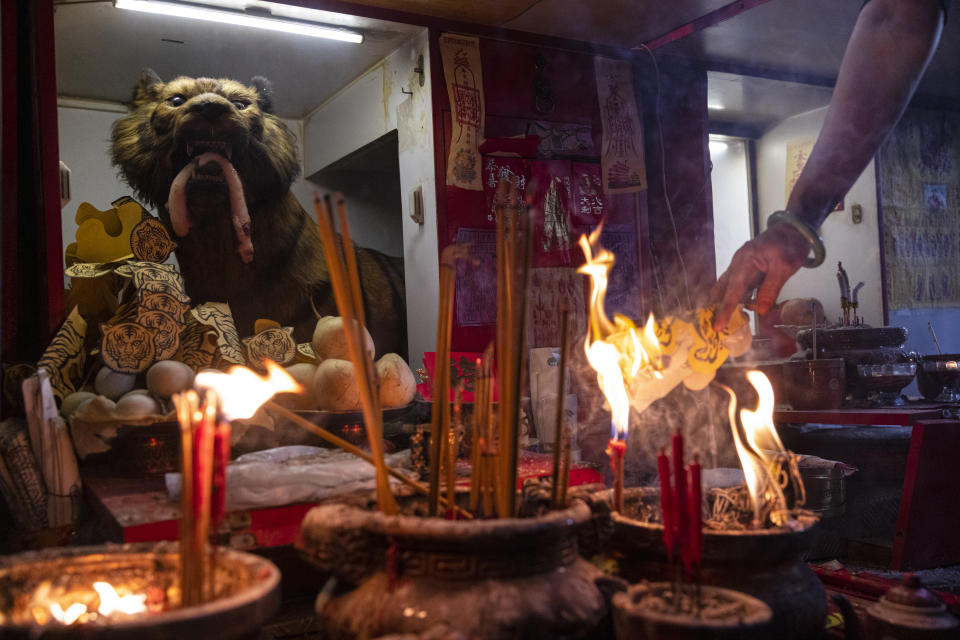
[110,70,407,358]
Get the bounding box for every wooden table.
[775,404,960,570]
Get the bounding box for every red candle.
[607,438,627,512]
[688,454,703,569]
[672,430,690,572]
[192,415,210,523]
[656,448,676,558]
[212,421,231,529]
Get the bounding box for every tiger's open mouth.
[166,141,253,263]
[186,141,233,161]
[184,141,233,183]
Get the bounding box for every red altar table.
[775,404,960,570]
[83,451,603,549]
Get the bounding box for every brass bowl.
[782,359,845,410]
[0,542,280,639]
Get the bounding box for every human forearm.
[788,0,943,228]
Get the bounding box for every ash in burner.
[617,486,810,532]
[0,544,258,627]
[623,581,769,622]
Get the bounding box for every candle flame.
[578,227,664,440]
[195,360,302,421]
[726,371,790,526]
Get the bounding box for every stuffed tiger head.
[111,69,299,214]
[108,70,407,358]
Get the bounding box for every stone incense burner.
[596,486,823,640]
[296,499,608,640]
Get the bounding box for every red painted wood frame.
[777,406,960,570]
[892,418,960,570]
[1,0,65,368]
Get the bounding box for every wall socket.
[410,185,424,225]
[851,203,863,224]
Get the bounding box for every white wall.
[756,106,882,326]
[710,136,752,277]
[302,29,437,368]
[313,167,404,257]
[57,103,310,275]
[58,104,130,276]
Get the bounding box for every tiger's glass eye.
[232,100,249,110]
[168,95,186,107]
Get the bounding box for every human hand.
[711,223,812,331]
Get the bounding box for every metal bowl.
[916,354,960,401]
[0,542,280,639]
[854,362,917,394]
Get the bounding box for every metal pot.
[0,542,281,640]
[865,574,959,639]
[916,354,960,401]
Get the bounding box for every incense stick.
[315,195,397,515]
[428,245,466,515]
[199,394,219,603]
[468,357,485,512]
[447,385,462,517]
[506,209,532,516]
[550,311,570,509]
[266,401,471,518]
[335,195,366,328]
[174,392,195,606]
[493,179,530,518]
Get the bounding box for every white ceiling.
[707,72,834,134]
[53,0,423,119]
[653,0,960,103]
[54,0,959,124]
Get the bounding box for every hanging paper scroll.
[594,57,647,194]
[440,34,485,190]
[455,228,497,326]
[786,138,843,211]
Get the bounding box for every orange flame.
[578,228,664,440]
[724,371,790,527]
[740,371,788,465]
[93,582,148,617]
[195,360,302,421]
[31,580,147,626]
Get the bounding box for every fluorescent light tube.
[708,139,728,154]
[114,0,364,43]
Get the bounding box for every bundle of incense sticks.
[494,178,531,518]
[658,432,704,607]
[468,345,497,517]
[174,389,229,607]
[314,194,397,515]
[428,244,469,515]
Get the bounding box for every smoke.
[625,384,740,485]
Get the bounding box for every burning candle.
[606,438,626,512]
[656,448,675,558]
[672,429,690,572]
[688,454,702,569]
